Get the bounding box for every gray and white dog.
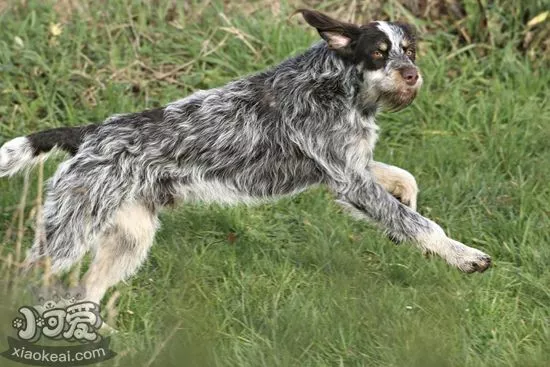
[0,10,491,304]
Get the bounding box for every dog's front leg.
[331,173,491,273]
[369,161,418,211]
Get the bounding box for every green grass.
[1,1,549,366]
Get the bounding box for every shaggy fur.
[0,9,491,303]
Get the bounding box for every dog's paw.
[456,253,492,273]
[390,176,418,211]
[370,162,418,211]
[419,229,492,273]
[448,240,492,273]
[393,189,417,211]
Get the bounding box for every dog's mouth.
[379,70,422,111]
[380,86,418,112]
[361,68,422,112]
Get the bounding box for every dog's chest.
[344,112,379,172]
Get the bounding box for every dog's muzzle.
[383,64,422,111]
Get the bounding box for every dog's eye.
[405,49,414,57]
[373,51,384,59]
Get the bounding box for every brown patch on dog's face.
[358,21,422,111]
[381,70,419,111]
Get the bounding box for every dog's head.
[298,9,422,112]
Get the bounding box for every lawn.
[0,1,549,366]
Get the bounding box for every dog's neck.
[303,43,382,120]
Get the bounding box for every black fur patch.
[27,124,99,156]
[354,23,392,70]
[27,108,165,156]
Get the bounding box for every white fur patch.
[416,222,491,273]
[361,69,392,105]
[0,137,36,177]
[376,22,403,54]
[176,180,258,205]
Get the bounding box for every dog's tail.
[0,124,98,177]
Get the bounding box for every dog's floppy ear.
[296,9,361,52]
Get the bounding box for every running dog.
[0,9,491,304]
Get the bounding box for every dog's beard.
[379,88,418,112]
[362,69,421,112]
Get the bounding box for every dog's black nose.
[399,67,419,86]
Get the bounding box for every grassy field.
[1,1,549,366]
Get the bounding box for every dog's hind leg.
[24,159,131,274]
[81,201,159,304]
